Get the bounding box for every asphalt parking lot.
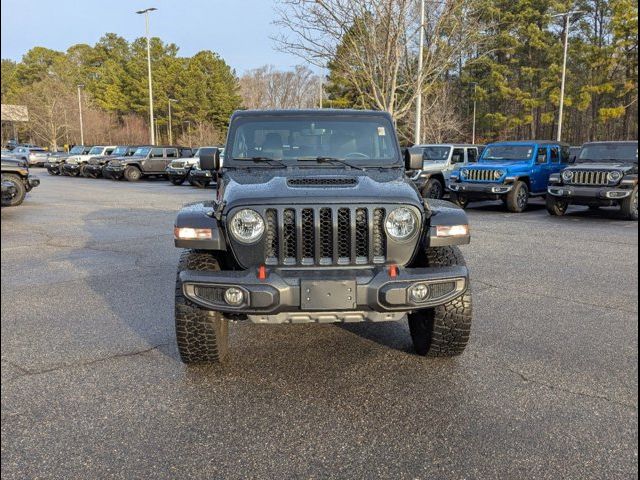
[1,172,638,479]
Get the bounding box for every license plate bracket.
[300,280,357,310]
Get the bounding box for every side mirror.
[404,147,423,170]
[199,147,221,171]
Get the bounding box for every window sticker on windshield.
[378,127,386,136]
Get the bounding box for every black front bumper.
[547,185,633,205]
[449,182,513,199]
[104,166,125,178]
[180,265,469,320]
[166,167,188,179]
[62,164,81,174]
[189,170,214,181]
[84,164,104,174]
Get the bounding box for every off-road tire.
[191,179,211,189]
[1,174,26,207]
[175,251,230,364]
[506,180,529,213]
[620,186,639,221]
[421,178,445,199]
[408,246,472,357]
[546,195,569,216]
[67,168,80,177]
[47,167,59,176]
[450,192,469,209]
[124,166,142,182]
[79,165,90,178]
[170,177,185,186]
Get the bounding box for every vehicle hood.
[221,168,421,210]
[564,162,637,172]
[66,154,97,164]
[421,161,447,173]
[474,160,531,170]
[108,155,145,166]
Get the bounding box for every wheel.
[191,179,211,189]
[620,186,639,221]
[47,168,59,176]
[546,195,569,216]
[170,177,185,186]
[421,178,445,199]
[450,192,469,209]
[79,165,90,178]
[101,167,111,179]
[1,174,26,207]
[67,168,79,177]
[408,246,472,356]
[175,251,230,364]
[505,181,529,213]
[124,166,142,182]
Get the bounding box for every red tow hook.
[257,265,268,280]
[388,264,398,278]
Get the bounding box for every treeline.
[278,0,638,145]
[1,34,242,149]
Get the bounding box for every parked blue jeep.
[449,141,571,212]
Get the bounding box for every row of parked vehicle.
[407,140,638,220]
[40,144,220,188]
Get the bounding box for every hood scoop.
[287,177,358,187]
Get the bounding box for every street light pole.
[168,99,177,145]
[77,84,85,145]
[136,7,157,145]
[414,0,425,145]
[471,82,478,145]
[553,10,584,142]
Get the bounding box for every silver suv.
[408,144,483,199]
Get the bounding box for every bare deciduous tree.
[240,65,321,109]
[274,0,486,122]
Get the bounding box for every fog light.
[409,283,430,303]
[224,287,244,306]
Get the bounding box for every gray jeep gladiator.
[173,110,473,364]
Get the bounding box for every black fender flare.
[424,199,471,247]
[174,201,227,251]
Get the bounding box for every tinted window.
[550,147,560,163]
[482,145,535,162]
[537,148,548,164]
[166,149,178,158]
[561,146,571,163]
[452,148,465,164]
[421,146,451,161]
[228,116,400,167]
[467,148,478,163]
[105,148,115,155]
[579,143,638,163]
[150,148,164,158]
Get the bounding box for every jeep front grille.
[464,169,501,182]
[264,206,386,266]
[566,170,610,186]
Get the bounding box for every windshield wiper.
[298,156,365,171]
[233,157,288,168]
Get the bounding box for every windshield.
[111,146,129,156]
[69,146,85,154]
[88,146,104,155]
[481,145,534,162]
[578,143,638,163]
[227,116,400,167]
[421,146,451,162]
[133,147,151,157]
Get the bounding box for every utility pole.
[184,121,192,148]
[136,7,158,145]
[553,10,584,142]
[168,99,177,144]
[77,84,85,145]
[413,0,425,145]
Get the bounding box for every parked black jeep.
[104,146,193,181]
[85,145,142,178]
[173,110,473,364]
[44,145,92,176]
[547,141,638,220]
[1,156,40,207]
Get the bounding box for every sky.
[0,0,307,74]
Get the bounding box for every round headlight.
[494,170,505,180]
[562,170,574,182]
[460,168,469,177]
[385,207,418,241]
[608,171,623,184]
[229,209,265,243]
